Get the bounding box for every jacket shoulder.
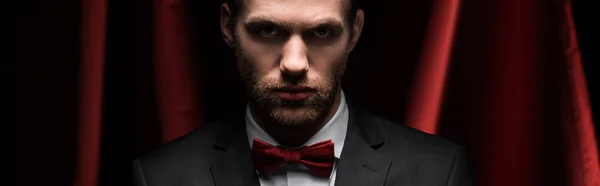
[373,115,464,155]
[133,119,223,181]
[367,113,475,185]
[370,114,472,183]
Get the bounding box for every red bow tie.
[251,138,335,178]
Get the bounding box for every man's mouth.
[274,86,315,101]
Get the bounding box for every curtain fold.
[75,0,107,185]
[153,0,202,143]
[560,1,599,185]
[442,0,547,185]
[404,0,461,134]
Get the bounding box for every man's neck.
[250,89,342,147]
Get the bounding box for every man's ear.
[220,3,235,48]
[347,9,364,53]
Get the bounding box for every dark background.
[17,0,596,185]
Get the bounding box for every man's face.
[224,0,362,128]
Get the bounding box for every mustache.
[257,79,321,91]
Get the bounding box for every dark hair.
[222,0,359,32]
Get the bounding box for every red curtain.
[16,0,599,185]
[76,0,107,186]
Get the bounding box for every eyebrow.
[243,15,344,31]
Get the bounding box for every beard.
[235,45,347,128]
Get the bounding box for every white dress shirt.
[245,91,349,186]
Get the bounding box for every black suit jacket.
[133,100,475,186]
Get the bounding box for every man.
[133,0,475,185]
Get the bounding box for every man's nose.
[280,35,308,76]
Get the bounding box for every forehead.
[240,0,347,23]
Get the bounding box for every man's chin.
[268,107,320,128]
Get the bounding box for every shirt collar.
[245,91,349,158]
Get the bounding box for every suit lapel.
[210,114,260,186]
[335,100,392,186]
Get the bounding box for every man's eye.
[258,27,280,37]
[313,27,332,38]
